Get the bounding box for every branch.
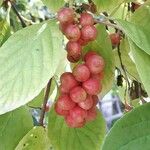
[39,78,52,126]
[95,19,122,31]
[10,2,26,28]
[117,46,130,88]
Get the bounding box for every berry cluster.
[57,7,97,62]
[55,51,105,128]
[55,7,105,128]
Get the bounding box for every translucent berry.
[60,72,79,93]
[83,51,97,62]
[65,115,85,128]
[85,54,105,74]
[77,38,89,46]
[65,24,81,41]
[73,64,90,82]
[91,72,104,82]
[82,78,102,95]
[57,8,74,24]
[109,33,121,46]
[86,107,97,122]
[69,106,87,123]
[79,12,94,27]
[67,54,81,63]
[81,25,97,41]
[55,103,69,116]
[78,95,94,110]
[66,41,82,62]
[70,86,87,103]
[57,94,76,110]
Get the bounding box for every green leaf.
[48,107,106,150]
[0,0,2,6]
[131,1,150,30]
[93,0,123,13]
[0,6,11,46]
[102,103,150,150]
[129,40,150,97]
[0,106,33,150]
[0,20,11,46]
[15,126,51,150]
[55,51,68,76]
[84,24,115,96]
[0,21,64,114]
[41,0,65,12]
[113,39,140,80]
[116,19,150,55]
[28,89,44,108]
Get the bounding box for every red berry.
[92,95,99,106]
[79,12,94,27]
[65,24,81,41]
[69,106,87,123]
[65,115,85,128]
[77,38,88,46]
[59,84,68,94]
[60,72,79,93]
[82,78,102,95]
[57,8,74,24]
[78,95,94,110]
[59,23,67,34]
[86,107,97,122]
[109,33,121,46]
[55,103,69,116]
[86,54,105,74]
[91,71,104,82]
[83,51,97,61]
[81,25,97,41]
[73,64,90,82]
[67,54,80,63]
[70,86,87,103]
[66,41,82,61]
[57,94,76,110]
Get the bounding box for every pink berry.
[73,64,90,82]
[60,72,79,93]
[65,115,85,128]
[64,24,81,41]
[82,78,102,95]
[70,86,87,103]
[57,8,74,24]
[91,72,104,82]
[79,12,94,27]
[57,94,76,110]
[69,106,87,123]
[110,33,121,46]
[83,51,97,62]
[86,107,97,122]
[55,103,69,116]
[78,95,94,110]
[66,41,82,62]
[67,54,81,63]
[81,25,97,41]
[86,54,105,74]
[77,38,89,46]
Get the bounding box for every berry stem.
[39,78,52,126]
